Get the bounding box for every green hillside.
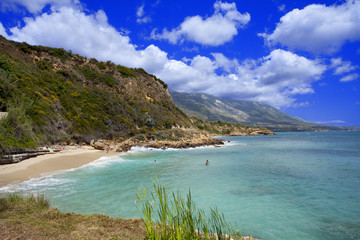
[170,90,344,132]
[0,36,191,153]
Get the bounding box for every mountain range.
[170,90,345,132]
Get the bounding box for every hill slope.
[170,90,343,132]
[0,36,192,152]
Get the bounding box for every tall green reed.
[135,179,245,240]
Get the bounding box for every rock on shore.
[91,129,224,152]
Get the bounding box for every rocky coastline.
[0,128,274,165]
[92,129,225,152]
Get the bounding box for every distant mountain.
[170,90,344,132]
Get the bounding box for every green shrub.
[117,65,136,78]
[0,55,12,76]
[48,48,72,62]
[135,68,147,74]
[36,59,52,70]
[97,61,106,70]
[0,95,39,153]
[78,65,116,87]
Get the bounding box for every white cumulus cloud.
[4,7,167,71]
[330,57,358,75]
[260,0,360,54]
[158,49,326,108]
[151,1,250,46]
[340,73,359,82]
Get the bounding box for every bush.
[117,65,136,78]
[78,65,116,87]
[97,61,106,70]
[0,55,12,76]
[48,48,72,62]
[0,95,38,154]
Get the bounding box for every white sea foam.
[0,175,76,193]
[223,140,247,147]
[128,144,223,153]
[82,155,130,168]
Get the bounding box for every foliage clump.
[117,65,136,78]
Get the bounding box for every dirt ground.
[0,206,147,240]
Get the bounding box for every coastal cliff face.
[0,36,273,156]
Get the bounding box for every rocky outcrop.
[89,128,275,153]
[93,141,106,150]
[0,148,59,165]
[99,129,225,152]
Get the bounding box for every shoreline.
[0,147,118,188]
[0,140,222,188]
[0,137,224,188]
[0,130,264,188]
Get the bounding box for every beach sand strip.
[0,148,118,187]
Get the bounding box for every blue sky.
[0,0,359,126]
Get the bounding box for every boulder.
[93,141,106,150]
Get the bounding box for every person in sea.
[153,160,157,163]
[206,160,209,165]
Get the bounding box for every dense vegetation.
[0,36,190,154]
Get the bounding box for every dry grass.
[0,193,146,240]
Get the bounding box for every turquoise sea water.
[1,132,360,240]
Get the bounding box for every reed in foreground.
[136,179,249,240]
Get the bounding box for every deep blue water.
[1,131,360,240]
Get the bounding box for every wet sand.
[0,147,118,187]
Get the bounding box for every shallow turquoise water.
[1,132,360,239]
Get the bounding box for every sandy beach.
[0,147,119,187]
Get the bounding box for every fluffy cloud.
[136,4,151,24]
[0,23,7,37]
[1,0,80,14]
[158,49,326,107]
[4,7,168,71]
[260,0,360,54]
[151,1,250,46]
[340,73,359,82]
[1,3,326,108]
[330,57,358,75]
